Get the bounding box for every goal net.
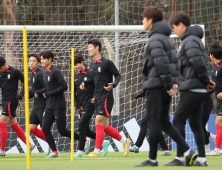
[0,25,203,153]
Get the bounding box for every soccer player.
[208,42,222,156]
[74,54,109,157]
[129,90,171,156]
[134,8,198,167]
[0,56,35,156]
[27,53,58,156]
[38,50,80,158]
[80,39,131,157]
[168,12,215,166]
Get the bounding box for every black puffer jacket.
[142,20,179,91]
[177,25,211,91]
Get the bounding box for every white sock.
[120,137,127,144]
[175,156,184,162]
[102,140,107,146]
[77,150,83,155]
[147,158,156,163]
[210,133,216,141]
[215,148,220,153]
[197,157,206,163]
[205,144,210,152]
[184,149,191,157]
[94,148,100,154]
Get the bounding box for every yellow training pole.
[23,27,30,169]
[71,48,75,161]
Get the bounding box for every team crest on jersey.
[48,76,50,81]
[84,77,87,81]
[98,67,101,72]
[7,74,10,79]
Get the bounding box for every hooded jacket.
[177,25,211,91]
[142,20,179,91]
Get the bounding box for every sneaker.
[47,141,58,156]
[45,152,60,158]
[123,139,131,157]
[134,159,158,167]
[193,160,208,166]
[159,151,171,156]
[84,138,91,155]
[85,152,99,158]
[74,152,82,158]
[129,145,139,153]
[164,159,184,166]
[185,150,198,166]
[208,149,220,156]
[102,140,110,156]
[0,149,6,157]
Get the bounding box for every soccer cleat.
[102,140,110,156]
[158,151,171,156]
[208,149,220,156]
[85,152,99,158]
[193,161,208,166]
[30,144,35,154]
[123,139,131,157]
[184,150,198,166]
[164,159,184,166]
[47,141,58,156]
[129,145,139,153]
[134,159,158,167]
[205,151,211,156]
[46,152,60,158]
[0,149,6,157]
[74,153,83,158]
[84,138,91,155]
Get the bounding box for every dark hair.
[40,50,54,62]
[143,7,163,23]
[0,56,6,67]
[29,53,41,62]
[88,39,102,52]
[170,12,191,27]
[74,54,84,64]
[209,42,222,60]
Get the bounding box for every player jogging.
[0,56,35,156]
[37,50,80,158]
[80,39,131,157]
[73,54,109,157]
[208,42,222,156]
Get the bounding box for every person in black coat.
[134,7,196,167]
[167,12,215,166]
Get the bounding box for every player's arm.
[44,69,68,97]
[150,40,173,93]
[16,69,25,100]
[134,90,146,99]
[185,40,211,86]
[107,60,121,88]
[33,72,46,98]
[104,60,121,91]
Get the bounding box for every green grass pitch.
[1,151,222,170]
